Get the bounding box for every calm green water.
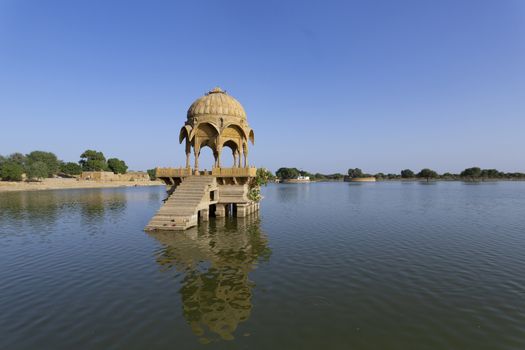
[1,182,525,349]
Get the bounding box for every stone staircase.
[145,176,216,231]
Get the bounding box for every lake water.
[1,182,525,349]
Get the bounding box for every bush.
[0,161,24,181]
[27,161,48,181]
[60,162,82,176]
[26,151,59,177]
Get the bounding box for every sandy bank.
[0,178,164,192]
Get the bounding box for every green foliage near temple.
[147,168,157,180]
[107,158,128,174]
[248,168,274,202]
[79,150,108,171]
[255,168,274,186]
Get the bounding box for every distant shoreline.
[0,178,163,193]
[276,178,525,183]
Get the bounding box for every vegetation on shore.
[276,167,345,181]
[274,166,525,182]
[0,150,129,182]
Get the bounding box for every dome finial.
[209,86,225,94]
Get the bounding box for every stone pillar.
[194,144,200,174]
[215,204,226,217]
[238,149,243,168]
[236,203,248,217]
[216,147,222,168]
[185,141,191,168]
[243,148,248,168]
[200,209,209,222]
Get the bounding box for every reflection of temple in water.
[148,215,270,343]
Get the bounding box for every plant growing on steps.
[248,168,273,202]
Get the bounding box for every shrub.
[0,161,24,181]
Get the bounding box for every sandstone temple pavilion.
[145,87,260,231]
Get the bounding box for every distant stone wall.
[80,171,150,182]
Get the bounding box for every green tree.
[107,158,128,174]
[8,153,27,168]
[276,167,300,180]
[417,168,438,181]
[401,169,414,178]
[147,168,157,180]
[27,161,48,181]
[79,150,108,171]
[347,168,363,178]
[460,167,482,179]
[480,169,502,179]
[0,161,24,181]
[60,162,82,176]
[26,151,59,177]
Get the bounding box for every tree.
[8,153,27,169]
[347,168,363,178]
[26,161,48,181]
[460,167,482,178]
[147,168,157,180]
[276,167,300,180]
[0,161,24,181]
[401,169,415,178]
[26,151,59,177]
[79,150,108,171]
[417,168,438,181]
[60,162,82,176]
[480,169,502,179]
[107,158,128,174]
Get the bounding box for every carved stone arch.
[179,125,193,144]
[221,139,240,167]
[222,139,240,153]
[221,123,248,140]
[248,129,255,145]
[194,122,220,138]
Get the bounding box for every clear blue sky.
[1,0,524,173]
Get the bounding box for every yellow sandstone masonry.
[145,87,260,231]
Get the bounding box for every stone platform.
[145,167,259,231]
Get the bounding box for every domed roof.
[187,87,246,120]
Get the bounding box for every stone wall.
[80,171,150,182]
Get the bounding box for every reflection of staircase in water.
[148,216,270,343]
[145,176,217,231]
